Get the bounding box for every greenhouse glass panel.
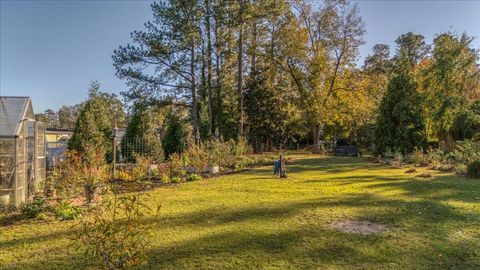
[0,97,46,207]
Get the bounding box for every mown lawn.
[1,155,480,269]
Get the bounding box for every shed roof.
[0,96,36,137]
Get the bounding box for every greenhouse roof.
[0,96,36,137]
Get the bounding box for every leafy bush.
[53,201,82,220]
[390,152,404,168]
[425,148,446,167]
[163,110,188,159]
[19,197,83,221]
[231,137,252,156]
[450,140,480,166]
[160,174,170,184]
[46,150,84,199]
[131,155,155,181]
[113,170,133,181]
[450,101,480,141]
[74,189,156,269]
[466,160,480,179]
[437,164,457,173]
[169,153,187,178]
[406,148,429,166]
[204,139,253,168]
[171,177,184,183]
[205,139,229,166]
[234,163,247,172]
[186,174,202,182]
[20,197,50,219]
[185,145,208,170]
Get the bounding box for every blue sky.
[1,0,479,113]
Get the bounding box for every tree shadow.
[138,191,478,269]
[2,156,480,269]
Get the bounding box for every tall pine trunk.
[200,41,207,101]
[214,7,222,138]
[237,0,245,138]
[205,0,214,134]
[190,42,199,144]
[251,20,257,74]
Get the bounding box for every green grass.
[1,155,480,269]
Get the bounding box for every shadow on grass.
[2,156,480,269]
[0,212,26,227]
[139,192,478,269]
[144,226,368,269]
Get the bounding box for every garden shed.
[0,97,46,207]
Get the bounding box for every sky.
[1,0,479,113]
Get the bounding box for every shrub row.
[19,197,82,220]
[383,140,480,178]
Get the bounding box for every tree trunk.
[214,10,222,138]
[251,19,257,74]
[200,41,207,101]
[313,124,322,153]
[439,132,454,152]
[205,0,214,134]
[237,0,245,138]
[190,42,199,144]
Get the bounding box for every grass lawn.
[1,155,480,269]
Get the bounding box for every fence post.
[170,159,173,181]
[112,127,117,177]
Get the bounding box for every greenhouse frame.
[0,97,46,207]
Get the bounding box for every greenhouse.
[0,97,46,207]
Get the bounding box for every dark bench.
[333,145,360,157]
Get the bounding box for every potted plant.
[0,189,11,207]
[207,145,223,174]
[208,164,220,174]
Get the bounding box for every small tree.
[74,186,156,269]
[69,83,112,203]
[162,110,188,159]
[375,51,426,154]
[122,104,163,163]
[69,82,113,162]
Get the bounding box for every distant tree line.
[35,81,127,130]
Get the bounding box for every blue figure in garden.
[273,155,287,178]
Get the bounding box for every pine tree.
[113,0,202,143]
[69,82,113,162]
[375,51,426,155]
[244,67,286,151]
[162,110,188,159]
[122,105,164,163]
